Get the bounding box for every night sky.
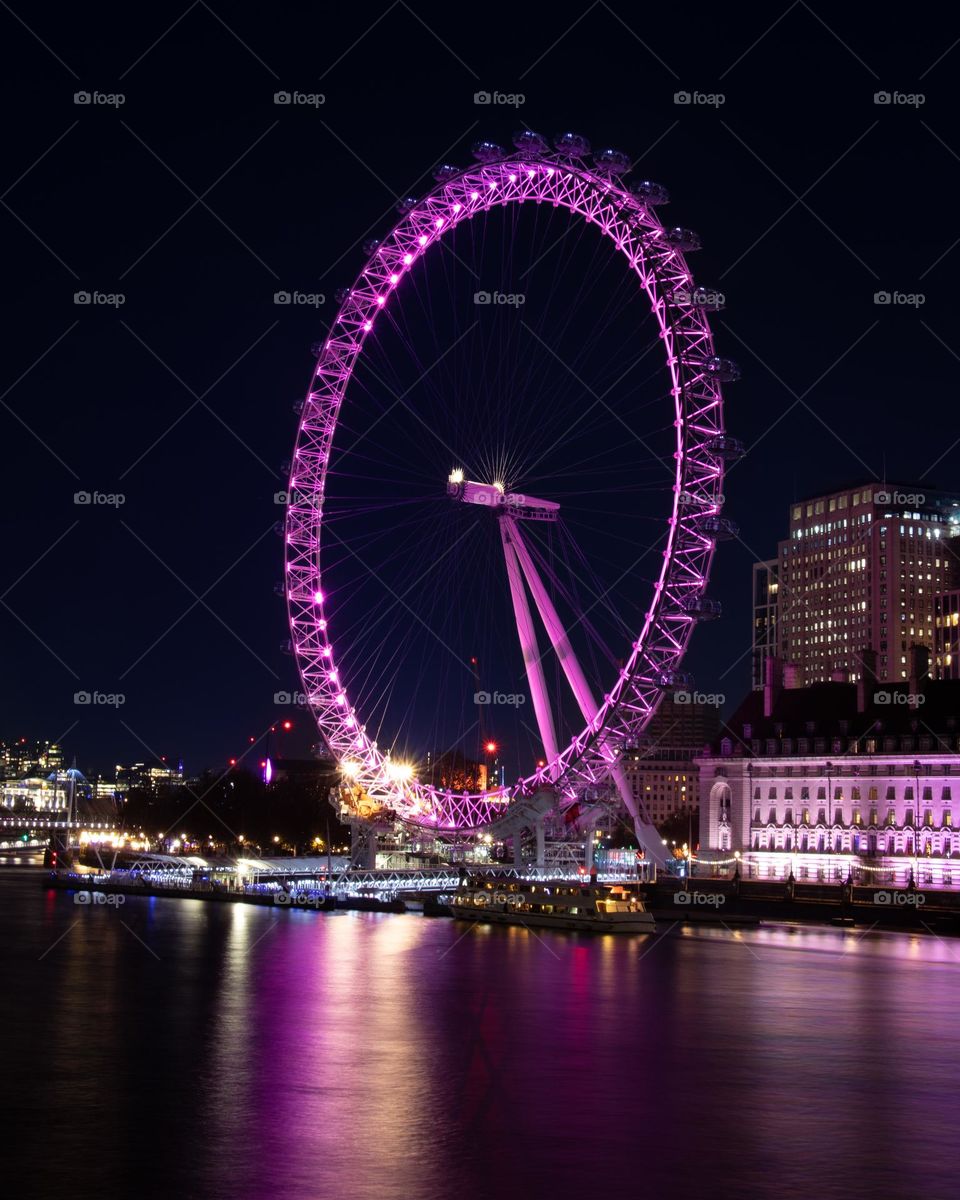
[1,1,956,777]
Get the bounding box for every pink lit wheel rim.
[284,140,734,833]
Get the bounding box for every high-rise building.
[0,739,64,779]
[934,589,960,680]
[621,695,721,826]
[115,761,184,792]
[752,559,779,689]
[753,483,960,687]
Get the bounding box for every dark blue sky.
[1,0,955,775]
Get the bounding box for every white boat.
[450,877,655,933]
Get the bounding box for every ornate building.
[698,660,960,887]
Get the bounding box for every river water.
[4,863,959,1199]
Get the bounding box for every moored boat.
[450,876,655,933]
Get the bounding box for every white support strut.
[499,518,561,776]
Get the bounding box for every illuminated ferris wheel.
[282,130,741,857]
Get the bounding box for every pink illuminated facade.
[698,676,960,886]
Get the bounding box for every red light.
[485,741,497,754]
[537,760,545,768]
[248,736,255,744]
[282,720,293,731]
[259,760,266,769]
[229,758,237,766]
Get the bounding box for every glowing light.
[327,670,338,682]
[389,273,399,284]
[485,741,497,754]
[264,758,273,785]
[452,203,462,212]
[386,761,414,783]
[403,253,413,265]
[376,296,385,306]
[449,467,464,483]
[363,321,372,332]
[317,619,327,630]
[470,191,479,200]
[493,480,505,493]
[341,760,361,777]
[313,590,324,603]
[321,646,332,657]
[418,234,427,245]
[336,693,347,706]
[435,217,444,228]
[508,174,516,182]
[281,720,293,731]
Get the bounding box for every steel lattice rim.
[284,153,727,831]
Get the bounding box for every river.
[3,863,958,1199]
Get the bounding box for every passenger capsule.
[694,515,739,540]
[394,196,418,215]
[362,238,381,255]
[703,356,741,382]
[663,227,702,252]
[704,434,746,461]
[553,131,591,157]
[433,163,461,183]
[629,180,670,205]
[471,140,506,162]
[512,129,550,155]
[593,148,631,175]
[680,596,722,620]
[333,288,351,305]
[656,669,695,690]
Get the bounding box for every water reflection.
[3,871,959,1200]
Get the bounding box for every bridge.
[0,815,117,832]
